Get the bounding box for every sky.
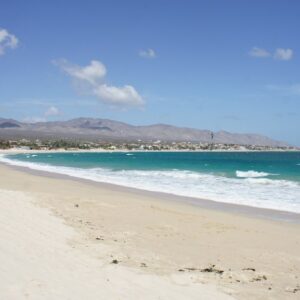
[0,0,300,145]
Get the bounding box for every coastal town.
[1,1,300,300]
[0,138,298,152]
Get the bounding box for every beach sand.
[0,163,299,299]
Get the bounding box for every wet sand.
[0,163,299,299]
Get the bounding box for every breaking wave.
[236,170,275,178]
[1,154,300,213]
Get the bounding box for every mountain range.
[0,117,287,147]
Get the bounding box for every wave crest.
[1,154,299,213]
[236,170,273,178]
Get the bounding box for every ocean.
[1,151,300,213]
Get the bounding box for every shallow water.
[1,151,300,213]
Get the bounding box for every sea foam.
[1,154,299,213]
[236,170,274,178]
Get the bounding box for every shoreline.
[0,148,300,154]
[0,162,299,299]
[0,165,234,300]
[1,152,299,224]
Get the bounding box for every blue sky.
[0,0,300,145]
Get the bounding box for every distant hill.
[0,117,288,147]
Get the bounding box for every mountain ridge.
[0,117,288,147]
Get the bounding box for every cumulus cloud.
[23,106,61,123]
[139,48,156,59]
[274,48,293,61]
[56,59,106,84]
[249,46,293,61]
[93,84,144,106]
[0,28,19,55]
[23,106,61,124]
[55,59,144,107]
[45,106,60,116]
[249,47,271,58]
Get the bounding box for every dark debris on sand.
[111,259,119,264]
[178,264,224,275]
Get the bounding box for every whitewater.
[1,152,300,213]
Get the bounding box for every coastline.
[0,162,300,299]
[0,148,300,155]
[0,164,234,300]
[1,150,300,222]
[2,160,300,224]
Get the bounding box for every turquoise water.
[1,151,300,212]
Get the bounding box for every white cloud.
[139,48,156,59]
[93,84,144,106]
[249,46,294,61]
[274,48,293,61]
[249,47,271,58]
[0,28,19,55]
[55,59,144,107]
[56,59,106,84]
[23,106,61,124]
[45,106,60,116]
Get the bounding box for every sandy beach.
[2,1,300,298]
[0,162,299,299]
